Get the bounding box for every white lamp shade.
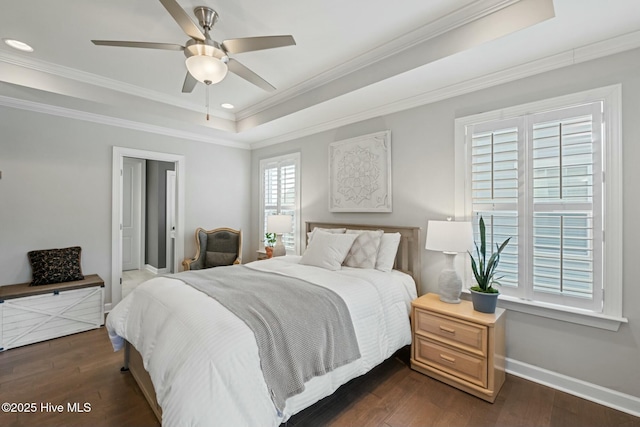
[267,215,293,234]
[425,220,473,253]
[185,55,228,84]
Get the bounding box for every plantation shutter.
[278,162,297,249]
[467,102,603,311]
[529,103,602,310]
[260,154,300,253]
[469,118,521,292]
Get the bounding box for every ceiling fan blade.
[222,35,295,54]
[159,0,206,41]
[92,40,184,51]
[227,58,276,92]
[182,72,197,93]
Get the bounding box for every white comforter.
[106,256,417,427]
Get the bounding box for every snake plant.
[469,216,511,294]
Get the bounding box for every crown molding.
[0,95,249,150]
[0,50,235,122]
[249,30,640,150]
[2,23,638,152]
[236,0,519,121]
[0,0,519,126]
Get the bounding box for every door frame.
[111,147,185,308]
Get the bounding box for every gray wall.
[250,48,640,398]
[0,109,251,303]
[145,159,175,269]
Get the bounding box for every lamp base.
[273,234,286,257]
[438,252,462,304]
[438,269,462,303]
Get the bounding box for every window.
[455,86,623,326]
[259,153,300,254]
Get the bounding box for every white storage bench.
[0,274,104,351]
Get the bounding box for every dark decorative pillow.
[28,246,84,286]
[205,251,237,268]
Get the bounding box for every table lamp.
[267,215,293,257]
[425,219,473,303]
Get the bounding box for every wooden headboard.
[305,221,422,292]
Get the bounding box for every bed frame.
[123,222,422,422]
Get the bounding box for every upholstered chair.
[182,227,242,270]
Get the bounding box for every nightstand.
[410,293,506,403]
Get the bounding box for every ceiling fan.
[92,0,296,93]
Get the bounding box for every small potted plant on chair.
[469,216,511,313]
[264,232,276,259]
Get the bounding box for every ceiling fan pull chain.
[205,80,211,121]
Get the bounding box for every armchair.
[182,227,242,270]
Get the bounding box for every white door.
[122,157,143,271]
[166,170,176,273]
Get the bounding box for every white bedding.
[106,256,417,427]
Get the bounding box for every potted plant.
[264,232,276,258]
[468,216,511,313]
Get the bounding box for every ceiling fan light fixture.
[185,55,228,84]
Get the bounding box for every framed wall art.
[329,130,392,212]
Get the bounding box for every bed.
[106,222,421,426]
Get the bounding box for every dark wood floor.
[1,327,638,427]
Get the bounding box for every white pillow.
[343,229,384,269]
[307,227,346,245]
[300,231,357,271]
[375,232,401,272]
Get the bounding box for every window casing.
[259,153,300,254]
[455,86,623,324]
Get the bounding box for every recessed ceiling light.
[221,103,234,109]
[3,38,34,52]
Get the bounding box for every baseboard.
[144,265,169,275]
[104,303,112,313]
[506,358,640,417]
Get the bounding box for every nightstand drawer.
[414,336,487,388]
[414,308,487,356]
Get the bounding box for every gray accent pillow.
[205,251,237,268]
[343,229,384,269]
[204,230,239,254]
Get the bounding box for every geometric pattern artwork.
[329,130,392,212]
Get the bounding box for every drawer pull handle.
[440,354,456,363]
[439,325,456,334]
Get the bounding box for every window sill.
[461,290,627,331]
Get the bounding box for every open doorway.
[121,158,177,298]
[111,147,185,309]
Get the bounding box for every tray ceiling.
[1,0,639,148]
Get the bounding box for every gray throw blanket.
[168,265,361,413]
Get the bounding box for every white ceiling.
[1,0,639,148]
